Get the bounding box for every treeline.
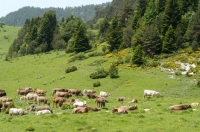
[0,3,109,26]
[8,0,200,66]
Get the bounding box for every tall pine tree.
[107,16,123,52]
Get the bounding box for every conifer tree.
[107,16,123,52]
[99,16,110,39]
[132,45,143,65]
[162,25,177,53]
[73,20,91,53]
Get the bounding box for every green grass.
[0,26,200,132]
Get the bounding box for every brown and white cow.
[68,89,82,96]
[55,91,72,98]
[51,88,66,96]
[99,91,111,98]
[83,89,96,96]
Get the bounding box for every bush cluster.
[93,81,101,87]
[109,63,119,78]
[90,68,109,79]
[65,66,77,73]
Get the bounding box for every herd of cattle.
[0,88,198,116]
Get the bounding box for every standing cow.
[144,90,161,98]
[99,91,111,98]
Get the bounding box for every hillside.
[0,2,109,26]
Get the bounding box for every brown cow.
[0,97,12,102]
[17,89,32,96]
[68,89,82,96]
[34,88,47,96]
[112,105,138,114]
[72,107,88,114]
[95,97,106,108]
[168,104,192,110]
[0,90,7,97]
[117,97,125,102]
[56,91,72,98]
[87,94,99,99]
[53,97,66,108]
[51,88,66,96]
[36,96,50,106]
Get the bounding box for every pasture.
[0,26,200,132]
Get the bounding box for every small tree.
[109,63,119,78]
[132,45,144,66]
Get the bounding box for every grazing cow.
[51,88,66,96]
[56,91,72,98]
[25,93,38,104]
[99,91,111,98]
[9,108,28,116]
[73,101,86,107]
[95,97,106,108]
[168,104,192,110]
[72,107,88,114]
[83,89,96,96]
[87,94,99,99]
[191,102,199,107]
[35,110,52,115]
[36,96,49,106]
[0,90,7,97]
[34,88,47,96]
[117,97,125,102]
[27,104,53,113]
[53,97,66,108]
[17,88,32,96]
[0,97,12,102]
[19,87,32,91]
[68,89,82,96]
[144,90,161,98]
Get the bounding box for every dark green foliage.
[25,127,35,131]
[73,20,91,53]
[132,45,144,66]
[157,0,166,13]
[107,16,123,52]
[93,81,101,87]
[162,25,177,53]
[140,24,162,57]
[90,68,109,79]
[109,63,119,78]
[121,25,133,49]
[137,0,148,17]
[65,66,78,73]
[99,16,110,39]
[197,80,200,87]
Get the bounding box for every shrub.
[93,81,101,87]
[109,63,119,78]
[124,54,131,63]
[88,52,104,57]
[197,80,200,87]
[25,127,35,131]
[90,68,109,79]
[65,66,77,73]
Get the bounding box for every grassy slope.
[0,26,200,132]
[0,25,21,57]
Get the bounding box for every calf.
[168,104,192,110]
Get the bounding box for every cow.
[129,99,138,103]
[20,96,26,101]
[52,97,66,108]
[168,104,192,110]
[62,101,74,109]
[51,88,66,96]
[112,105,138,114]
[86,106,101,112]
[117,97,125,102]
[35,110,52,115]
[144,90,161,98]
[17,88,32,96]
[36,96,50,106]
[0,97,12,102]
[0,90,7,97]
[68,89,82,96]
[83,89,96,96]
[9,108,28,116]
[72,107,88,114]
[55,91,72,98]
[1,102,14,111]
[99,91,111,98]
[73,101,86,107]
[34,88,47,96]
[191,102,199,107]
[87,94,99,99]
[25,93,38,104]
[95,97,106,108]
[26,104,53,113]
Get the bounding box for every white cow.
[73,101,86,107]
[35,110,52,115]
[99,91,111,97]
[9,108,28,116]
[143,90,161,98]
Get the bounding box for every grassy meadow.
[0,26,200,132]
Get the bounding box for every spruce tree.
[107,16,123,52]
[132,45,143,66]
[73,20,91,53]
[162,25,177,53]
